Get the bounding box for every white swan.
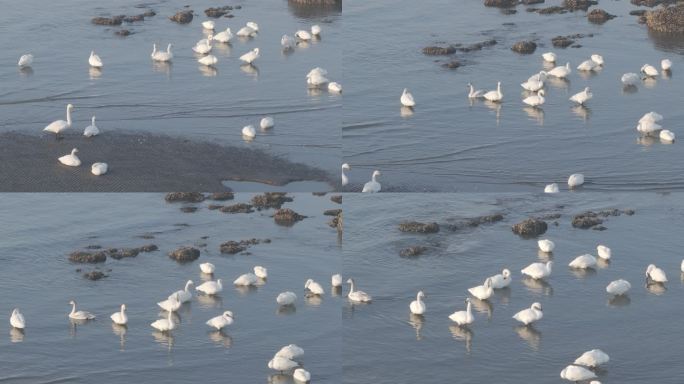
[681,259,684,272]
[483,81,503,102]
[341,163,350,186]
[206,310,234,330]
[347,278,372,302]
[234,273,258,286]
[542,52,556,62]
[528,71,547,83]
[281,34,295,50]
[575,349,610,367]
[193,39,213,55]
[328,82,342,93]
[150,311,175,332]
[276,344,304,360]
[214,28,233,43]
[569,87,592,105]
[641,64,659,77]
[597,245,611,260]
[169,280,194,303]
[311,25,321,36]
[560,365,597,382]
[409,291,426,315]
[254,266,268,279]
[522,89,545,107]
[362,170,381,193]
[91,162,108,176]
[646,264,667,283]
[268,356,299,372]
[548,62,571,78]
[621,72,640,85]
[157,292,182,312]
[10,309,25,329]
[400,88,415,107]
[257,117,274,131]
[68,300,95,320]
[152,44,173,62]
[568,254,597,269]
[110,304,128,325]
[44,103,74,137]
[521,78,544,92]
[18,54,33,67]
[293,368,311,383]
[467,83,485,98]
[568,173,584,188]
[521,261,552,279]
[83,116,99,137]
[489,269,511,289]
[662,59,672,71]
[198,55,218,66]
[637,120,662,135]
[640,111,663,124]
[544,183,559,193]
[202,20,215,30]
[468,278,494,300]
[449,298,473,326]
[307,72,329,87]
[242,125,256,138]
[237,26,257,38]
[295,30,312,41]
[538,239,555,253]
[200,262,215,274]
[513,302,543,325]
[239,48,260,64]
[332,274,343,288]
[196,279,223,295]
[277,291,297,306]
[89,51,103,68]
[305,279,325,295]
[577,59,599,71]
[606,279,631,295]
[660,129,675,142]
[246,21,259,32]
[590,54,604,66]
[59,148,81,167]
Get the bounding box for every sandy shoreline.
[0,131,332,191]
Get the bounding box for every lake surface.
[0,193,342,383]
[342,0,684,192]
[0,0,341,179]
[343,192,684,383]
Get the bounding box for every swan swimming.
[362,170,381,193]
[347,278,372,302]
[260,116,274,130]
[234,273,258,286]
[538,239,555,253]
[542,52,556,62]
[198,55,218,66]
[200,262,215,274]
[83,116,99,137]
[606,279,631,295]
[151,44,173,62]
[18,54,33,67]
[239,48,260,64]
[150,311,175,332]
[468,278,494,300]
[206,311,234,330]
[660,129,675,142]
[483,81,503,102]
[521,261,552,279]
[44,103,74,138]
[169,280,194,303]
[548,62,571,78]
[157,292,182,312]
[281,34,295,50]
[68,300,95,320]
[341,163,350,186]
[512,302,543,325]
[59,148,81,167]
[214,28,233,43]
[409,291,426,315]
[293,368,311,383]
[560,365,597,382]
[254,266,268,279]
[449,298,473,326]
[242,125,256,139]
[276,344,305,360]
[110,304,128,325]
[661,58,672,71]
[268,356,299,373]
[641,64,659,77]
[467,83,485,98]
[328,82,342,93]
[311,25,321,36]
[304,279,325,295]
[544,183,559,193]
[523,89,545,107]
[91,162,108,176]
[597,245,611,260]
[575,349,610,367]
[10,309,25,329]
[295,30,312,41]
[196,279,223,295]
[277,291,297,306]
[568,254,597,269]
[621,72,640,86]
[568,173,584,188]
[645,264,667,283]
[202,20,215,30]
[569,87,592,105]
[400,88,415,107]
[489,269,511,289]
[89,51,103,68]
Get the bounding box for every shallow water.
[0,0,341,179]
[343,192,684,383]
[0,193,341,383]
[343,0,684,192]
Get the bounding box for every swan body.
[242,125,256,138]
[646,264,667,283]
[341,164,350,186]
[169,280,194,303]
[307,73,329,87]
[577,59,599,71]
[362,170,381,193]
[110,304,127,325]
[662,59,672,71]
[568,254,597,269]
[293,368,311,383]
[152,44,173,62]
[409,291,426,315]
[214,28,233,43]
[660,129,675,142]
[91,162,108,176]
[542,52,556,62]
[83,116,99,137]
[637,120,662,135]
[328,82,342,93]
[206,310,234,330]
[260,116,274,129]
[521,79,544,92]
[621,72,640,85]
[521,261,552,280]
[568,173,584,188]
[468,278,494,300]
[590,54,604,66]
[528,71,547,83]
[332,274,343,287]
[544,183,559,193]
[538,239,555,253]
[606,279,631,295]
[311,25,321,35]
[548,62,571,78]
[400,88,415,107]
[246,21,259,32]
[157,292,182,312]
[150,311,175,332]
[467,83,485,98]
[44,104,74,136]
[89,51,103,68]
[295,30,312,41]
[575,349,610,367]
[234,273,258,286]
[560,365,597,382]
[641,64,659,77]
[18,54,33,67]
[640,111,663,124]
[522,89,545,107]
[202,20,215,30]
[268,356,299,372]
[239,48,260,64]
[483,81,503,102]
[276,344,304,360]
[449,298,473,326]
[68,300,95,320]
[10,309,25,329]
[277,291,297,306]
[597,245,611,260]
[305,279,324,295]
[513,302,543,325]
[570,87,592,105]
[200,262,215,274]
[347,278,372,302]
[198,55,218,66]
[196,279,223,295]
[59,148,81,167]
[237,26,257,37]
[254,266,268,279]
[193,39,212,55]
[281,34,295,49]
[489,269,511,289]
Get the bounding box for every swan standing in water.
[91,162,108,176]
[44,103,74,138]
[18,54,33,67]
[645,264,667,284]
[661,59,672,71]
[409,291,426,315]
[568,173,584,188]
[68,300,95,320]
[400,88,415,107]
[538,239,555,253]
[59,148,81,167]
[660,130,675,142]
[293,368,311,383]
[641,64,659,77]
[548,62,571,78]
[110,304,128,325]
[260,116,274,130]
[513,302,543,325]
[196,279,223,295]
[198,55,218,66]
[575,349,610,367]
[544,183,559,193]
[489,269,511,289]
[10,309,25,329]
[468,278,494,300]
[214,28,233,43]
[200,262,215,274]
[311,25,321,36]
[304,279,325,295]
[569,87,592,105]
[157,292,182,312]
[89,51,103,68]
[523,89,545,107]
[83,116,99,137]
[169,280,194,303]
[150,311,175,332]
[328,82,342,93]
[483,81,503,102]
[277,291,297,306]
[254,266,268,279]
[606,279,631,295]
[449,298,473,326]
[542,52,556,62]
[568,254,597,269]
[239,48,260,64]
[521,261,552,279]
[281,34,295,50]
[206,311,234,330]
[341,163,350,186]
[597,245,611,260]
[234,273,258,286]
[560,365,597,382]
[621,72,640,86]
[151,44,173,62]
[347,278,372,302]
[242,125,256,139]
[467,83,485,98]
[362,170,381,193]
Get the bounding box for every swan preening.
[68,300,95,320]
[661,59,672,71]
[193,36,213,55]
[574,349,610,367]
[239,48,260,64]
[44,104,74,138]
[538,239,555,253]
[542,52,556,62]
[89,51,103,68]
[307,67,329,88]
[304,279,324,295]
[200,262,215,274]
[560,365,597,382]
[341,163,350,186]
[400,88,415,107]
[512,302,543,325]
[521,78,544,92]
[10,308,25,329]
[332,274,343,287]
[449,298,473,326]
[268,356,300,372]
[328,82,342,93]
[18,54,33,67]
[347,278,372,302]
[242,125,256,139]
[409,291,426,315]
[202,20,215,30]
[151,44,173,62]
[206,310,234,330]
[362,170,381,193]
[110,304,128,325]
[254,266,268,279]
[568,254,597,269]
[606,279,631,295]
[282,34,296,50]
[59,148,81,167]
[637,111,664,135]
[596,245,611,260]
[645,264,667,283]
[170,280,194,303]
[548,62,571,78]
[260,116,274,130]
[83,116,99,137]
[213,28,233,43]
[521,261,552,280]
[295,30,312,41]
[277,291,297,306]
[311,25,321,36]
[483,81,503,102]
[293,368,311,383]
[234,273,258,286]
[158,292,182,312]
[621,72,640,86]
[641,64,659,77]
[568,173,585,188]
[468,83,485,98]
[660,129,675,142]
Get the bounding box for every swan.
[640,111,663,124]
[538,239,555,253]
[254,266,268,279]
[568,173,584,188]
[328,82,342,93]
[569,87,592,105]
[157,292,182,312]
[200,262,215,274]
[59,148,81,167]
[246,21,259,32]
[202,20,215,30]
[521,79,544,92]
[568,254,597,269]
[293,368,311,383]
[512,302,543,325]
[597,245,611,260]
[214,28,233,43]
[467,83,485,98]
[577,59,599,71]
[198,55,218,66]
[44,103,74,137]
[400,88,415,107]
[548,62,571,78]
[169,280,194,303]
[91,162,108,176]
[242,125,256,138]
[196,279,223,295]
[409,291,426,315]
[10,309,25,329]
[662,59,672,71]
[575,349,610,367]
[681,259,684,272]
[449,298,473,326]
[239,48,260,64]
[560,365,597,382]
[621,72,640,85]
[110,304,128,325]
[277,291,297,306]
[234,273,258,286]
[311,24,321,36]
[590,54,604,66]
[260,116,274,129]
[528,71,547,83]
[544,183,559,193]
[236,26,257,38]
[483,81,503,102]
[341,163,350,186]
[305,279,325,295]
[193,39,212,55]
[523,89,545,107]
[89,51,103,68]
[646,264,667,283]
[18,54,33,67]
[362,170,381,193]
[268,357,299,373]
[606,279,631,295]
[468,278,494,300]
[206,310,234,330]
[641,64,659,77]
[152,44,173,62]
[150,311,175,332]
[307,72,329,87]
[521,261,552,279]
[542,52,556,62]
[637,120,662,135]
[347,278,372,302]
[68,300,95,320]
[281,34,295,50]
[295,30,312,41]
[276,344,304,360]
[332,274,343,287]
[660,129,675,142]
[83,116,99,137]
[489,269,511,289]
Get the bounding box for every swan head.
[69,300,76,306]
[466,82,472,88]
[216,279,222,286]
[538,90,545,96]
[531,302,542,311]
[403,88,409,94]
[71,148,79,155]
[342,163,350,171]
[464,297,471,305]
[121,304,127,311]
[484,277,493,288]
[167,44,173,52]
[91,116,96,123]
[372,170,381,178]
[12,308,20,315]
[584,87,591,92]
[305,278,313,288]
[90,50,95,56]
[253,48,260,55]
[346,278,354,285]
[223,310,234,319]
[207,34,214,41]
[67,104,74,111]
[646,264,656,274]
[565,62,570,69]
[546,261,553,270]
[173,292,181,301]
[417,291,425,299]
[502,268,511,278]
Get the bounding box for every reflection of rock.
[511,218,547,238]
[398,221,440,234]
[562,0,597,11]
[441,60,461,69]
[210,192,234,201]
[220,203,254,214]
[447,214,504,231]
[83,270,107,280]
[608,295,631,307]
[552,36,574,48]
[400,246,427,257]
[220,238,268,254]
[330,195,342,204]
[631,0,676,5]
[287,0,341,19]
[484,0,518,7]
[647,25,684,54]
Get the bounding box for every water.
[342,0,684,192]
[0,193,342,383]
[0,0,341,177]
[343,192,684,383]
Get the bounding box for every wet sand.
[0,132,332,191]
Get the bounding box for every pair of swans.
[467,82,503,102]
[307,67,329,87]
[57,147,108,175]
[560,349,609,382]
[241,116,275,139]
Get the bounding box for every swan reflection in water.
[608,294,631,307]
[537,249,554,262]
[646,282,667,296]
[408,313,424,341]
[622,84,638,94]
[571,105,591,123]
[208,329,233,348]
[521,276,553,296]
[19,66,34,78]
[198,65,218,77]
[152,61,172,76]
[400,106,414,118]
[515,324,542,351]
[111,323,127,350]
[523,106,544,126]
[10,328,25,343]
[240,64,259,78]
[449,325,473,354]
[470,298,493,321]
[89,67,102,80]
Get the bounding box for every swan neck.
[349,280,355,293]
[66,106,72,125]
[70,302,76,314]
[466,301,472,315]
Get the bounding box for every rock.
[169,10,193,24]
[168,246,200,262]
[324,209,342,216]
[115,29,132,36]
[138,234,155,239]
[484,0,519,7]
[512,40,537,54]
[69,251,106,263]
[552,35,575,48]
[85,245,102,250]
[501,9,518,14]
[207,204,224,210]
[220,238,264,254]
[398,221,440,234]
[205,6,232,18]
[138,244,158,252]
[587,8,616,23]
[209,192,234,201]
[447,214,505,230]
[251,192,293,210]
[107,248,139,260]
[630,10,647,16]
[399,246,428,257]
[422,46,456,55]
[511,218,547,237]
[330,195,342,204]
[83,271,107,280]
[442,60,462,69]
[523,0,545,4]
[592,226,607,231]
[646,5,684,33]
[631,0,676,6]
[312,192,327,196]
[563,0,598,11]
[624,209,636,215]
[274,208,307,225]
[180,206,198,213]
[220,203,254,214]
[123,14,145,22]
[92,16,125,25]
[165,192,205,203]
[457,39,498,52]
[571,212,603,229]
[536,6,567,14]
